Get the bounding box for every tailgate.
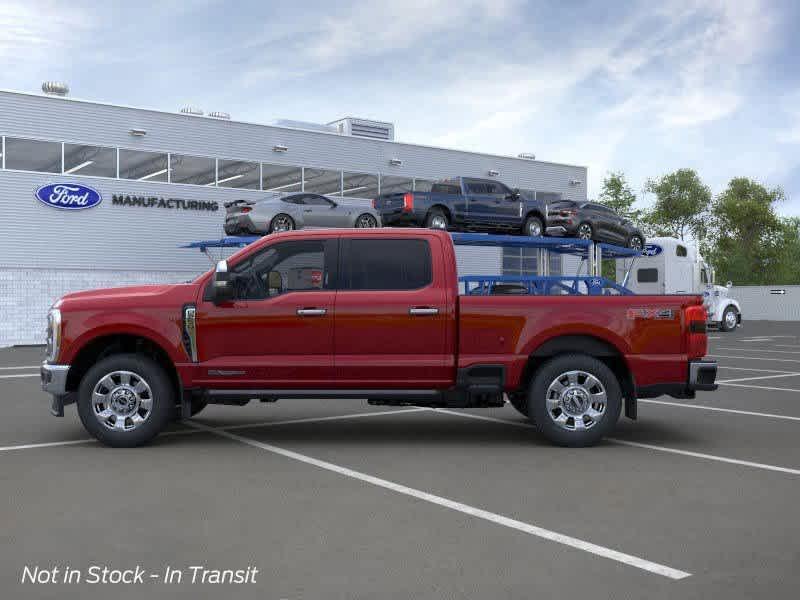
[373,192,408,211]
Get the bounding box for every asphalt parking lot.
[2,321,800,599]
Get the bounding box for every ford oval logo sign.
[642,244,663,257]
[35,183,102,210]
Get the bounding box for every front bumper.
[41,362,73,416]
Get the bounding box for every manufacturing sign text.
[642,244,663,257]
[35,183,102,210]
[112,195,219,212]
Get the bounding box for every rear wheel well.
[524,209,545,223]
[66,335,181,403]
[428,205,452,221]
[515,335,636,418]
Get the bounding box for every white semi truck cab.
[617,236,742,331]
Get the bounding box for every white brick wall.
[0,268,202,346]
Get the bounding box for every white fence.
[729,285,800,321]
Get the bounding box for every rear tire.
[576,222,593,240]
[425,208,449,230]
[523,215,544,237]
[528,354,621,447]
[77,354,174,447]
[355,213,379,228]
[269,214,295,233]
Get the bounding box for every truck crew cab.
[619,236,742,331]
[374,177,549,236]
[42,229,717,448]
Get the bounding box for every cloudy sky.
[2,0,799,213]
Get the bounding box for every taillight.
[372,198,377,209]
[402,193,414,212]
[686,305,708,359]
[241,207,252,213]
[560,209,577,217]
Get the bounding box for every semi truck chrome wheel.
[91,370,153,431]
[545,370,606,431]
[355,214,378,228]
[721,306,739,331]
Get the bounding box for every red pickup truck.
[41,228,717,448]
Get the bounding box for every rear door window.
[344,239,432,290]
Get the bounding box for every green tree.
[707,178,787,285]
[642,169,711,241]
[598,171,640,220]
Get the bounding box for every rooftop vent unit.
[180,106,204,116]
[208,111,231,120]
[42,81,69,96]
[329,117,395,141]
[518,152,536,160]
[271,119,337,134]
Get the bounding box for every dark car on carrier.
[373,177,548,237]
[546,200,645,249]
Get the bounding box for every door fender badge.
[207,369,246,376]
[626,308,674,320]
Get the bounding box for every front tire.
[77,354,174,447]
[720,306,739,332]
[523,215,544,237]
[528,354,621,447]
[628,234,644,250]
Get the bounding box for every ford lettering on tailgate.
[35,183,102,210]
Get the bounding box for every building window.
[342,171,379,198]
[170,154,216,186]
[380,176,413,195]
[63,143,117,177]
[217,159,260,189]
[304,167,342,195]
[4,137,61,173]
[262,163,302,193]
[119,149,168,182]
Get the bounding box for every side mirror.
[726,281,733,289]
[329,200,338,208]
[508,188,521,200]
[212,260,234,304]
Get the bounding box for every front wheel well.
[517,335,636,418]
[523,210,545,223]
[66,334,181,402]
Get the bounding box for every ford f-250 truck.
[41,228,717,448]
[374,177,549,236]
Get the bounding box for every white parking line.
[717,347,800,355]
[0,365,40,370]
[717,373,800,384]
[718,366,799,374]
[430,409,800,477]
[0,374,39,379]
[718,382,800,393]
[0,408,425,453]
[186,420,691,580]
[709,354,800,363]
[773,344,800,349]
[638,399,800,422]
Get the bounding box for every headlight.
[45,308,62,362]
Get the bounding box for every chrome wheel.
[91,371,153,432]
[526,218,543,237]
[271,214,294,232]
[629,236,643,250]
[355,214,378,228]
[724,308,738,330]
[429,215,448,230]
[545,370,607,431]
[577,223,593,240]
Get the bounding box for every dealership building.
[0,85,588,346]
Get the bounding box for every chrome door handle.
[409,307,439,316]
[297,308,327,316]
